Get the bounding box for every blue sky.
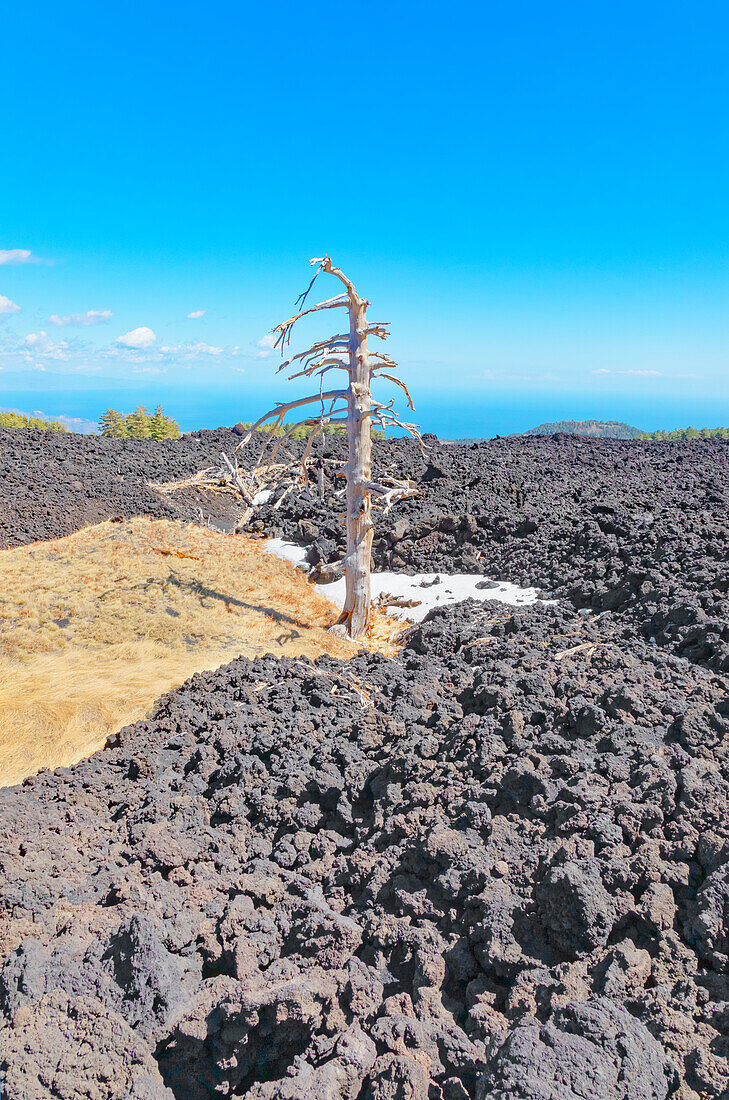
[2,0,728,434]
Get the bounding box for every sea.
[1,384,727,439]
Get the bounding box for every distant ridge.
[522,419,645,439]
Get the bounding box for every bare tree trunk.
[205,256,422,640]
[342,292,373,637]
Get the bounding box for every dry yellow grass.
[0,517,399,787]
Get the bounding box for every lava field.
[1,428,729,1098]
[3,427,728,673]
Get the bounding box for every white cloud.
[0,249,34,265]
[0,328,100,373]
[159,340,223,358]
[0,294,20,315]
[255,332,278,358]
[593,369,662,376]
[187,309,206,320]
[1,321,239,376]
[0,248,51,265]
[49,309,114,327]
[108,336,235,368]
[23,331,74,361]
[117,326,156,349]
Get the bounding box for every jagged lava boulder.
[1,599,728,1097]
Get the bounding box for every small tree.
[149,404,181,440]
[125,406,152,439]
[209,256,422,638]
[0,411,68,432]
[99,409,128,438]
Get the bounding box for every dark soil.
[2,428,729,1097]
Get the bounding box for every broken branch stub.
[200,255,423,639]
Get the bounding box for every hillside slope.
[522,419,644,438]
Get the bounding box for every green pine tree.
[98,409,128,437]
[149,404,181,440]
[125,406,152,439]
[0,411,68,431]
[639,425,728,442]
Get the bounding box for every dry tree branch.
[294,260,327,309]
[555,641,613,661]
[185,255,422,638]
[272,294,351,350]
[365,324,391,341]
[370,410,425,452]
[276,338,351,374]
[235,390,350,449]
[287,355,350,382]
[373,372,415,410]
[363,476,420,512]
[309,255,360,301]
[151,470,221,495]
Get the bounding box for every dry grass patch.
[0,517,399,787]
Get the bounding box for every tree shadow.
[164,573,305,631]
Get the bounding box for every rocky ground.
[245,433,729,675]
[3,428,728,672]
[1,428,729,1098]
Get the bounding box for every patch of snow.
[252,489,274,506]
[264,539,547,623]
[263,538,310,569]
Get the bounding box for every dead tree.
[213,256,422,638]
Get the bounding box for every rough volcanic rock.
[2,599,729,1096]
[246,434,729,673]
[0,425,247,547]
[534,854,615,959]
[0,989,174,1099]
[3,427,729,1093]
[477,998,675,1100]
[2,429,728,672]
